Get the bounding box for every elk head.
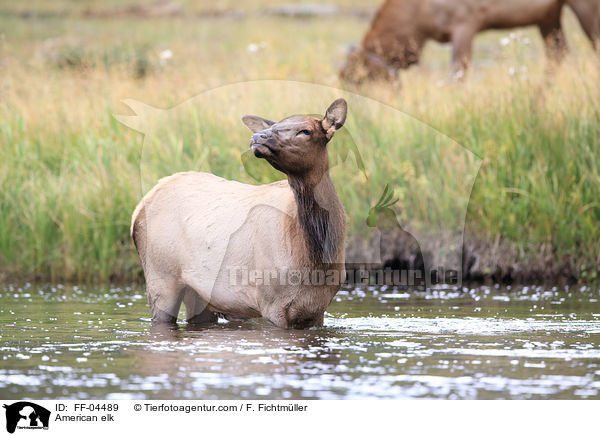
[242,99,348,179]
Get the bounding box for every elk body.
[131,99,348,329]
[340,0,600,83]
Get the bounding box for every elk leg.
[146,276,183,324]
[451,26,475,79]
[567,0,600,51]
[539,12,568,62]
[183,287,217,325]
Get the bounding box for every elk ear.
[321,98,348,139]
[241,115,275,133]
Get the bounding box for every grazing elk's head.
[339,46,399,84]
[242,99,348,177]
[340,35,422,85]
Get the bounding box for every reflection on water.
[1,283,599,399]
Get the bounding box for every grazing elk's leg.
[146,276,183,324]
[567,0,600,51]
[451,26,476,80]
[183,287,217,325]
[539,10,568,63]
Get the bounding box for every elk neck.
[287,165,345,267]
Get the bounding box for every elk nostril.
[252,133,269,142]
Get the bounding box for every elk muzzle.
[250,132,277,158]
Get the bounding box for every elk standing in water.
[131,99,348,329]
[340,0,600,83]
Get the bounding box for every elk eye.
[298,129,312,136]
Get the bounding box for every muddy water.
[1,284,599,399]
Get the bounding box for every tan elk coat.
[131,99,349,329]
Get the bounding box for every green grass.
[0,2,598,282]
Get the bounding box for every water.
[1,283,599,399]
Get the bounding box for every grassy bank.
[0,2,598,283]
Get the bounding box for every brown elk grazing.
[340,0,600,83]
[131,99,348,329]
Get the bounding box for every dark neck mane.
[288,173,344,267]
